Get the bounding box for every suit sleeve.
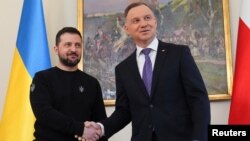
[100,66,131,138]
[180,46,211,141]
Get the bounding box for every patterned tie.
[142,48,152,95]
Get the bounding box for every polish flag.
[228,0,250,124]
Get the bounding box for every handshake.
[75,121,103,141]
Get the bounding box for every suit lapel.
[151,41,168,98]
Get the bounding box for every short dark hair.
[124,2,154,18]
[55,27,82,46]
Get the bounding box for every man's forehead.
[126,5,154,18]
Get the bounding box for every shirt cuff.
[97,122,105,136]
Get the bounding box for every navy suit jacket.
[102,40,211,141]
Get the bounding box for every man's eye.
[65,43,71,47]
[145,16,152,21]
[75,43,81,48]
[132,19,140,24]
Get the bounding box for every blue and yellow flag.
[0,0,51,140]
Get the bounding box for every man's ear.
[54,46,58,55]
[124,25,130,35]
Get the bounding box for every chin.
[141,36,154,41]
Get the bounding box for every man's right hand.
[82,121,102,141]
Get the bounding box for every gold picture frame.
[78,0,233,105]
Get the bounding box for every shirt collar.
[136,37,158,57]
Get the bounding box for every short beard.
[59,56,81,67]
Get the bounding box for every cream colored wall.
[0,0,241,140]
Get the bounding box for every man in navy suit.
[83,2,210,141]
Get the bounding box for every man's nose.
[70,46,77,52]
[140,19,148,27]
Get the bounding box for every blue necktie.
[142,48,152,95]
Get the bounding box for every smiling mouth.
[140,30,150,35]
[141,29,150,32]
[68,54,78,59]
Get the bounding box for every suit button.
[149,104,154,108]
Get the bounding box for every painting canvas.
[79,0,232,105]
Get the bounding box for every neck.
[135,36,155,48]
[57,63,78,72]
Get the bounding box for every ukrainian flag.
[0,0,51,140]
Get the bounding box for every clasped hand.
[75,121,102,141]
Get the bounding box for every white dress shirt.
[136,37,158,77]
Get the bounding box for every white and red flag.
[229,0,250,124]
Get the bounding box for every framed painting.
[77,0,233,105]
